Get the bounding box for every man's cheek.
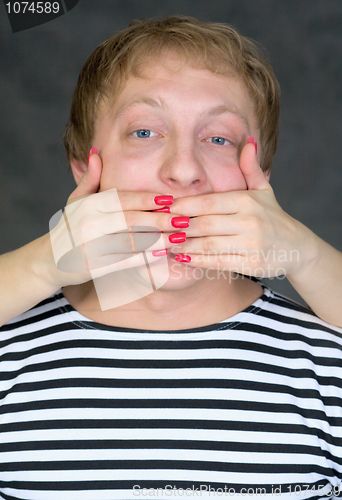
[99,161,151,192]
[212,164,248,192]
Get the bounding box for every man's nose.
[158,138,207,190]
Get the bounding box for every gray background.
[1,0,341,304]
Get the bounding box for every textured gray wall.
[1,0,341,304]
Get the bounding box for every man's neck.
[62,274,263,330]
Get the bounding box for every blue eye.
[211,137,226,145]
[133,129,155,138]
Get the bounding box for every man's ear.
[70,158,88,185]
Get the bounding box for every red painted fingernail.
[152,249,168,257]
[169,232,186,244]
[175,254,191,262]
[247,136,257,154]
[171,216,190,228]
[154,195,173,206]
[153,206,171,213]
[87,147,98,165]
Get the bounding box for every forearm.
[287,231,342,327]
[0,234,60,327]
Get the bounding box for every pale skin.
[1,55,342,328]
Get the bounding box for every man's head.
[63,15,280,173]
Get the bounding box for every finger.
[170,191,243,217]
[81,210,191,239]
[84,232,170,257]
[170,252,250,272]
[67,189,181,229]
[65,189,191,248]
[89,248,170,281]
[88,191,175,214]
[169,251,269,278]
[169,235,247,256]
[116,192,175,213]
[89,251,148,277]
[173,252,284,279]
[68,148,102,203]
[239,137,271,191]
[183,214,242,238]
[57,243,160,276]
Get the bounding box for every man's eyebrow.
[202,104,251,133]
[112,97,168,124]
[111,98,251,133]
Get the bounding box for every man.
[1,16,342,500]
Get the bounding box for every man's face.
[92,54,260,291]
[96,55,259,193]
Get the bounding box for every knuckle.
[203,236,216,252]
[125,211,137,228]
[239,192,252,209]
[118,192,128,209]
[156,213,166,230]
[243,193,262,212]
[122,232,133,248]
[79,216,96,241]
[244,215,260,232]
[198,216,211,235]
[201,195,214,213]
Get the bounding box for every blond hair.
[64,15,280,172]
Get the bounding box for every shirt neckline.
[54,284,271,334]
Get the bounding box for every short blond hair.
[64,15,280,172]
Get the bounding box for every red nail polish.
[175,254,191,262]
[171,216,190,228]
[152,249,168,257]
[87,147,98,165]
[154,195,173,206]
[247,136,257,154]
[169,232,186,244]
[153,206,171,213]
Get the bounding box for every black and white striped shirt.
[1,286,342,500]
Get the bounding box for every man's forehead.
[99,58,256,130]
[110,93,251,133]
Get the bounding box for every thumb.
[239,137,270,190]
[68,148,102,203]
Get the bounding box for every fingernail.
[87,147,99,165]
[153,206,171,213]
[169,232,186,244]
[175,254,191,262]
[152,249,168,257]
[247,136,257,154]
[154,195,173,206]
[171,216,190,228]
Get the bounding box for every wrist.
[29,233,62,294]
[286,225,323,286]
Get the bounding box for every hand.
[48,150,188,287]
[169,139,312,279]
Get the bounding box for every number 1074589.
[287,484,341,496]
[5,2,60,14]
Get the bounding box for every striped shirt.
[1,286,342,500]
